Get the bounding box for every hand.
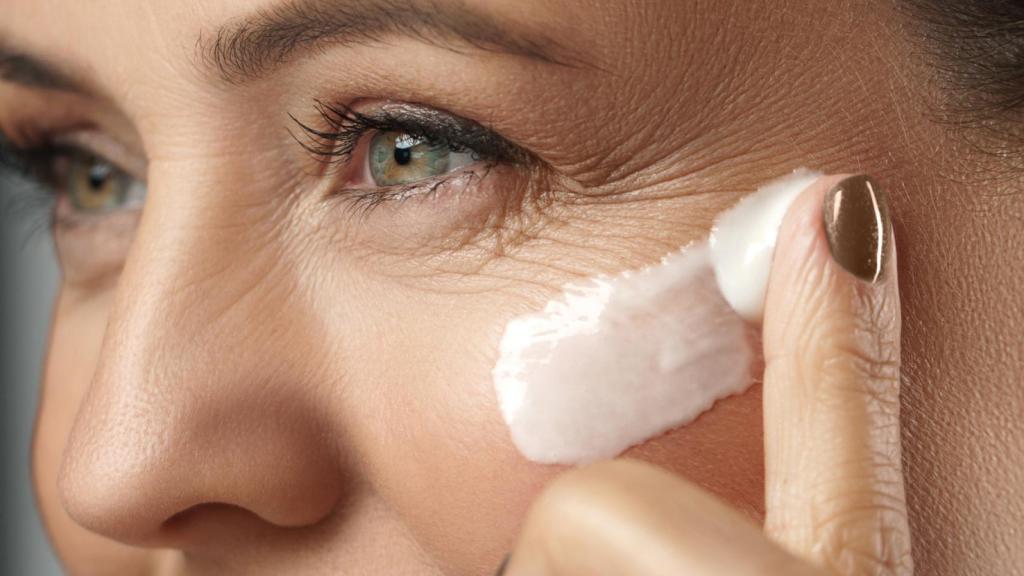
[499,174,912,576]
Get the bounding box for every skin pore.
[0,0,1021,575]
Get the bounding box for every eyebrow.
[0,48,81,92]
[199,0,582,84]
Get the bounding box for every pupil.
[87,163,111,191]
[393,146,413,166]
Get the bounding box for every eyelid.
[52,130,147,181]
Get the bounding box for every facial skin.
[0,0,1021,575]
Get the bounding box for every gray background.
[2,173,65,575]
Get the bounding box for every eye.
[60,151,146,215]
[367,131,476,187]
[0,133,147,221]
[0,134,148,283]
[291,101,534,208]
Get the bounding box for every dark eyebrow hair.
[0,48,81,92]
[198,0,583,83]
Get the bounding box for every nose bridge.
[59,167,342,544]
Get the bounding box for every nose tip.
[57,395,342,545]
[58,401,342,545]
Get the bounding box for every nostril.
[161,503,268,546]
[58,424,344,548]
[165,503,244,529]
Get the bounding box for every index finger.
[761,174,912,575]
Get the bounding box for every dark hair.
[903,0,1024,143]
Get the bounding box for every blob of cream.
[492,169,822,464]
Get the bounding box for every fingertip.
[764,172,898,347]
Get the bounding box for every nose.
[57,168,344,546]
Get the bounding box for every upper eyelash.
[0,132,62,237]
[288,100,531,170]
[0,132,79,196]
[0,131,48,182]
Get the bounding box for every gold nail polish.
[823,175,891,283]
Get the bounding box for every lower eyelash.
[337,162,497,218]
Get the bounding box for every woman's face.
[2,1,1021,575]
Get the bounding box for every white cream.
[493,170,821,464]
[709,169,822,322]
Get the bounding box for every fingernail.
[494,553,510,576]
[823,175,891,283]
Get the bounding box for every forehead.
[0,1,779,92]
[0,0,602,81]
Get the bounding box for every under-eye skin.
[291,101,535,210]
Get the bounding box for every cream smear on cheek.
[493,169,821,464]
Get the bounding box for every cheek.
[623,384,765,521]
[337,288,562,574]
[342,281,763,575]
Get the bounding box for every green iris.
[63,152,146,214]
[67,155,128,213]
[368,131,455,187]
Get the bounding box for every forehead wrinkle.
[194,0,587,85]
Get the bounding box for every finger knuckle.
[801,305,901,403]
[811,502,913,576]
[819,346,901,410]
